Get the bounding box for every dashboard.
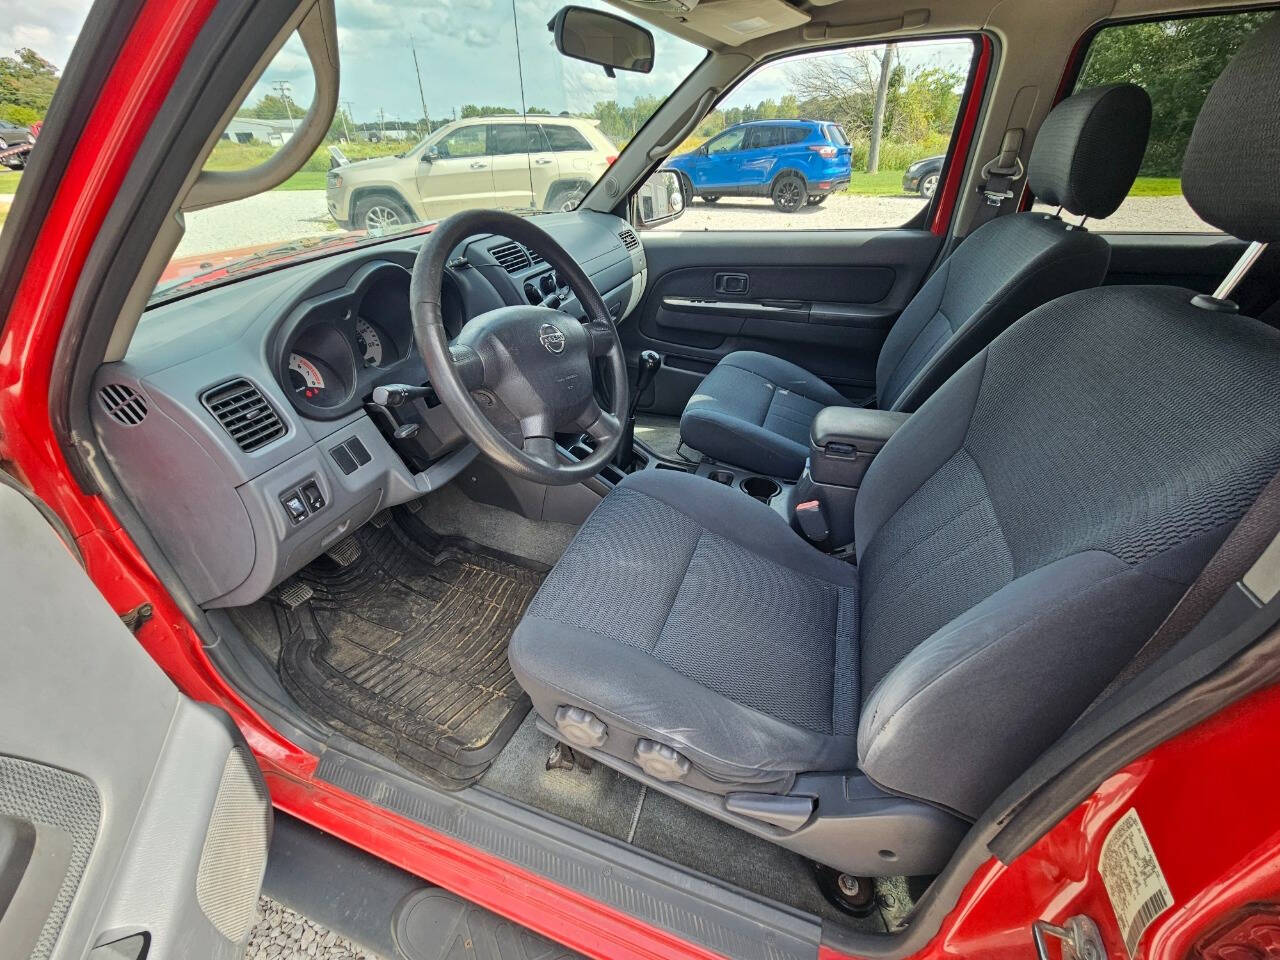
[93,211,647,609]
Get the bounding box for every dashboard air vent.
[98,383,148,426]
[201,379,285,452]
[619,228,640,251]
[489,241,532,273]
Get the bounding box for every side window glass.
[652,37,975,231]
[487,123,545,156]
[707,128,745,154]
[1032,11,1275,233]
[543,125,591,152]
[437,126,487,158]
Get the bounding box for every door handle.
[534,158,554,165]
[714,273,749,295]
[470,161,487,169]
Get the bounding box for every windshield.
[152,1,704,305]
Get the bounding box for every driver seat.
[509,18,1280,876]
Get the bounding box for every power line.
[270,79,296,134]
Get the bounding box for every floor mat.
[273,507,544,790]
[635,413,687,462]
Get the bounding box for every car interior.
[55,0,1280,953]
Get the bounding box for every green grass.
[0,170,22,194]
[844,170,1184,199]
[844,169,914,197]
[1129,177,1183,197]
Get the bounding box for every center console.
[794,406,910,548]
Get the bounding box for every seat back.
[875,84,1152,412]
[851,19,1280,819]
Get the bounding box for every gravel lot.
[170,189,1214,259]
[246,897,381,960]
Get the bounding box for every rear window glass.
[1032,10,1276,232]
[543,124,593,152]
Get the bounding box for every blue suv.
[664,119,853,212]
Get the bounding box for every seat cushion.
[679,351,847,478]
[508,469,860,792]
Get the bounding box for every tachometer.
[354,317,385,367]
[288,353,327,401]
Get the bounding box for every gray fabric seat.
[509,17,1280,862]
[679,83,1152,479]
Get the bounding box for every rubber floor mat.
[274,507,544,790]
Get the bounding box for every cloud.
[0,0,90,70]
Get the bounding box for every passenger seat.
[678,84,1152,479]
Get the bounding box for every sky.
[1,0,967,127]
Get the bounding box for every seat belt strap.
[1085,466,1280,714]
[977,128,1025,207]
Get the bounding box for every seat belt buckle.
[794,498,830,545]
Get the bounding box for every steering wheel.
[409,209,629,486]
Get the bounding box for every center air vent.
[488,241,532,273]
[98,383,148,426]
[619,228,640,251]
[201,379,285,452]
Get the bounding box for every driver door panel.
[0,484,272,960]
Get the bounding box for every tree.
[867,44,896,174]
[1078,11,1273,175]
[0,48,59,124]
[241,93,304,120]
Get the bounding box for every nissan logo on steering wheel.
[538,323,566,354]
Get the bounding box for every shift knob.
[634,351,661,408]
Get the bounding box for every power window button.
[282,493,308,523]
[300,481,325,512]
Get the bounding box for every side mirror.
[422,147,439,163]
[636,170,684,228]
[548,6,654,77]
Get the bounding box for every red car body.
[0,1,1277,958]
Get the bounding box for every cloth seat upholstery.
[679,84,1151,478]
[509,20,1280,840]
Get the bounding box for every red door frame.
[1,2,1278,959]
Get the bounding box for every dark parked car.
[903,154,944,198]
[663,119,853,211]
[0,121,38,170]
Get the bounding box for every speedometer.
[288,353,327,401]
[355,317,385,367]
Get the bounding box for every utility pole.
[271,79,296,135]
[342,100,356,141]
[410,36,430,134]
[378,107,386,140]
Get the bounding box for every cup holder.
[740,476,781,503]
[708,470,734,486]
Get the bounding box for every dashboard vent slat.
[488,241,532,273]
[201,379,285,453]
[619,228,640,251]
[98,383,148,426]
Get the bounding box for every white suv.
[327,115,617,231]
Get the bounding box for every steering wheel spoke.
[576,402,621,446]
[586,317,617,358]
[448,343,487,390]
[522,434,560,468]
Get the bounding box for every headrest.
[1183,16,1280,242]
[1027,84,1152,219]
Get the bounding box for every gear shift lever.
[614,350,661,470]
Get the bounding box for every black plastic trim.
[313,749,822,960]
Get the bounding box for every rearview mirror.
[548,6,654,77]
